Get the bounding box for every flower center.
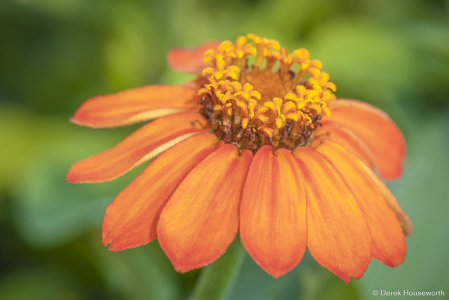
[198,34,337,153]
[240,68,292,104]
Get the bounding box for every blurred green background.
[1,0,449,299]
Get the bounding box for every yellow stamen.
[197,34,337,151]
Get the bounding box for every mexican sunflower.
[67,34,412,283]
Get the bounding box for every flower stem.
[188,236,246,300]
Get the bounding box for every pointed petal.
[240,146,307,278]
[67,112,208,183]
[293,147,371,283]
[323,99,406,180]
[315,140,406,267]
[167,40,222,74]
[157,144,253,272]
[70,85,201,128]
[314,123,373,169]
[360,162,413,237]
[102,133,219,250]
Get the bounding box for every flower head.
[67,35,412,283]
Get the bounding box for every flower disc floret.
[198,34,337,152]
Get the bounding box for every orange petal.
[102,133,219,251]
[157,144,253,272]
[293,147,371,283]
[360,162,413,237]
[70,85,201,128]
[323,99,406,180]
[240,146,307,278]
[314,123,373,169]
[315,140,406,267]
[67,112,208,183]
[167,40,222,74]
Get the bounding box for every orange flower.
[67,35,412,283]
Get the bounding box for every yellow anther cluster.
[197,34,337,151]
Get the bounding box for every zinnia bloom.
[67,34,412,283]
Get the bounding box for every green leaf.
[298,256,360,300]
[229,245,303,300]
[0,268,83,300]
[90,236,182,300]
[189,236,246,300]
[7,104,145,248]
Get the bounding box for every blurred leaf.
[308,17,416,105]
[0,1,104,113]
[229,246,302,300]
[402,23,449,109]
[0,104,52,192]
[0,268,83,300]
[12,155,145,249]
[5,103,145,248]
[90,234,182,300]
[0,0,163,114]
[245,0,337,43]
[189,237,246,300]
[102,1,163,90]
[295,252,360,300]
[12,151,112,248]
[0,103,133,192]
[308,273,359,300]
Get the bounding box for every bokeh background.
[1,0,449,299]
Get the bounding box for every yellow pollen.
[197,34,337,152]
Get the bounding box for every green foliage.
[189,237,246,300]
